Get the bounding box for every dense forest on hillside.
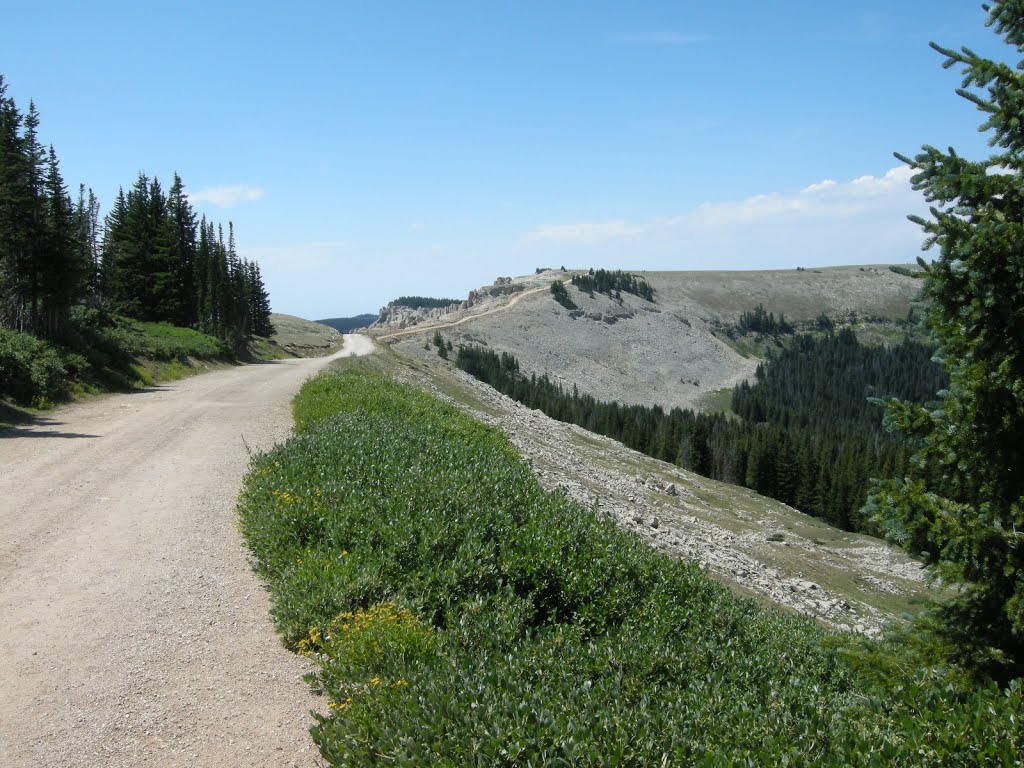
[454,329,946,532]
[571,268,655,302]
[389,296,460,310]
[734,303,794,336]
[317,314,377,332]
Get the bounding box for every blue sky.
[2,1,1007,318]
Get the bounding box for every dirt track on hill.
[376,286,548,340]
[0,334,374,768]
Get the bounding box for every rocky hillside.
[371,266,921,411]
[356,346,932,636]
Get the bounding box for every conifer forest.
[455,329,946,534]
[0,74,272,351]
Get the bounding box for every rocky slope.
[375,347,932,636]
[371,266,920,411]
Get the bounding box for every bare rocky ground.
[372,343,934,638]
[0,335,373,768]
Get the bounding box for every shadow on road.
[0,402,46,432]
[0,428,99,439]
[0,404,100,439]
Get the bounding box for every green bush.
[238,369,1024,767]
[0,329,67,406]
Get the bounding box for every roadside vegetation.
[238,365,1022,766]
[0,307,233,409]
[0,72,275,413]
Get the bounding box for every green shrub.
[0,329,68,406]
[238,369,1024,767]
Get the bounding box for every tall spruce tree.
[39,144,83,335]
[20,101,48,332]
[0,87,86,335]
[866,1,1024,669]
[74,183,102,303]
[0,75,30,329]
[163,173,197,326]
[103,174,159,319]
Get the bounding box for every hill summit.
[372,265,920,410]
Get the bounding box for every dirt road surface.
[0,334,374,767]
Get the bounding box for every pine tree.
[246,259,273,337]
[39,145,84,335]
[0,74,274,344]
[20,100,48,332]
[866,1,1024,669]
[0,75,31,330]
[73,183,102,303]
[103,173,159,319]
[163,173,197,326]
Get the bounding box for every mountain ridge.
[371,264,921,411]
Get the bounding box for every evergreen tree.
[73,183,102,303]
[0,74,275,347]
[866,1,1024,669]
[163,173,197,326]
[0,75,32,330]
[0,88,87,335]
[20,100,48,332]
[39,145,83,335]
[103,173,164,319]
[100,187,127,302]
[246,259,274,337]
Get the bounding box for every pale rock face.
[370,277,526,332]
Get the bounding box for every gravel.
[0,335,372,767]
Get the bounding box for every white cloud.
[802,179,838,194]
[519,167,929,270]
[189,184,265,208]
[524,219,644,244]
[686,166,918,228]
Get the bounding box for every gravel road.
[0,334,374,767]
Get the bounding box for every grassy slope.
[644,265,920,323]
[238,357,1022,766]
